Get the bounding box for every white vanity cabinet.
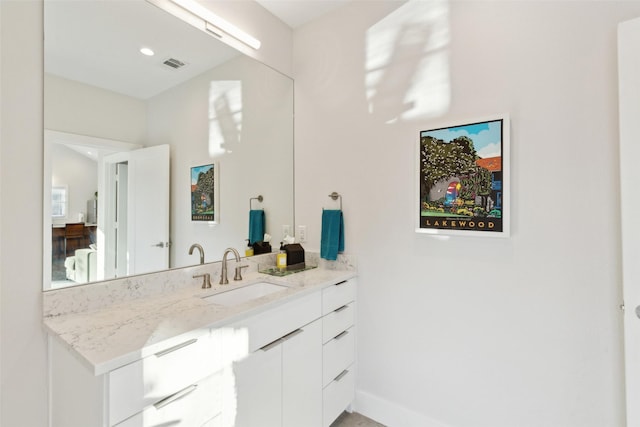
[48,275,357,427]
[321,279,357,427]
[230,291,323,427]
[233,319,323,427]
[49,331,221,427]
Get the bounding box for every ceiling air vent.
[163,58,187,70]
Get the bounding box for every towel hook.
[328,192,342,210]
[250,195,263,210]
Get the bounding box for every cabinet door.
[282,319,322,427]
[232,340,282,427]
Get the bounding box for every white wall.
[293,1,640,426]
[44,74,146,144]
[0,1,47,426]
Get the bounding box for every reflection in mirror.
[43,0,294,290]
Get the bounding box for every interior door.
[127,145,170,275]
[101,145,170,278]
[619,16,640,427]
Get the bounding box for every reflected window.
[51,185,68,218]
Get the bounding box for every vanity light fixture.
[169,0,261,50]
[140,47,155,56]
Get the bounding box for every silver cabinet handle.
[334,369,349,382]
[635,305,640,319]
[154,385,198,410]
[334,330,349,340]
[154,338,198,357]
[281,329,303,342]
[261,328,304,351]
[260,338,282,352]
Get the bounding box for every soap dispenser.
[276,242,287,271]
[245,239,254,257]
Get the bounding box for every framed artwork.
[191,163,219,223]
[416,115,510,237]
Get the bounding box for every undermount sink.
[202,282,289,307]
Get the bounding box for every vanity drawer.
[322,279,356,315]
[232,291,321,353]
[109,332,221,426]
[322,302,354,344]
[322,367,355,427]
[114,371,222,427]
[322,326,355,387]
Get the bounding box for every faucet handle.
[234,265,249,281]
[193,273,211,289]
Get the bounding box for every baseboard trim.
[354,389,451,427]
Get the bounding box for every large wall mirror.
[43,0,294,291]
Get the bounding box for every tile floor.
[330,411,385,427]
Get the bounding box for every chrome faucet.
[220,247,245,285]
[188,243,205,265]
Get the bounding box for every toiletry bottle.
[276,242,287,271]
[245,239,254,257]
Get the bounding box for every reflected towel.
[321,210,344,261]
[249,210,265,245]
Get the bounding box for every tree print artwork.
[419,118,508,235]
[191,164,216,222]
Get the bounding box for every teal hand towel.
[249,210,265,245]
[321,210,344,261]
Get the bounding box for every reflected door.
[102,145,170,279]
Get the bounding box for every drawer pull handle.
[154,338,198,357]
[334,304,349,313]
[261,328,305,351]
[154,384,198,410]
[334,280,347,286]
[334,369,349,382]
[260,338,282,352]
[334,330,349,340]
[281,328,303,342]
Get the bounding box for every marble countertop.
[44,267,356,376]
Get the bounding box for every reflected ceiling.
[44,0,239,99]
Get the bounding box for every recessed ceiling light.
[140,47,155,56]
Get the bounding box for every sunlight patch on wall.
[209,80,242,156]
[366,0,450,123]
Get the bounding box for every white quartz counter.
[44,267,356,376]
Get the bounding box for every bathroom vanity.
[44,258,356,427]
